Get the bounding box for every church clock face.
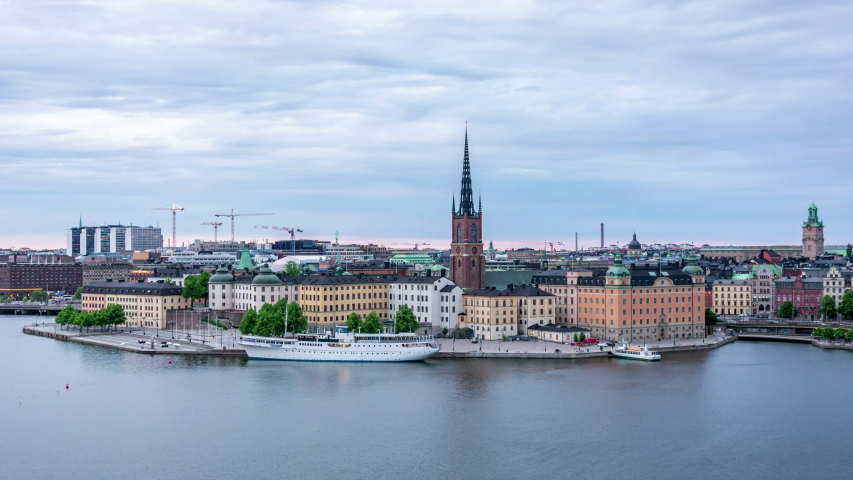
[456,247,461,254]
[472,247,477,254]
[807,225,813,231]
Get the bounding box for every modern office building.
[67,222,163,256]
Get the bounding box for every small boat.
[611,343,661,361]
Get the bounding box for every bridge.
[0,304,79,315]
[726,319,853,340]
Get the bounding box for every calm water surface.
[2,317,851,479]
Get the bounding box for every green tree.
[846,328,853,342]
[55,305,78,330]
[93,309,109,330]
[442,327,449,336]
[283,261,301,276]
[394,304,419,333]
[847,244,852,260]
[836,326,847,340]
[76,311,95,333]
[30,290,48,302]
[239,308,259,335]
[838,290,853,319]
[72,287,84,300]
[578,332,586,342]
[705,308,719,327]
[346,312,363,333]
[362,312,384,334]
[573,333,579,343]
[777,301,796,319]
[104,304,126,330]
[197,271,211,303]
[182,275,200,303]
[254,304,277,337]
[285,302,307,334]
[823,327,837,341]
[820,295,837,320]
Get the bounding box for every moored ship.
[239,326,440,362]
[611,344,661,361]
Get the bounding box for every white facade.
[389,276,462,332]
[823,266,852,307]
[209,277,302,311]
[161,251,237,266]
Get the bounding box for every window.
[456,224,462,242]
[470,224,478,243]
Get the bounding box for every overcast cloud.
[1,0,851,249]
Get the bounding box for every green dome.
[606,253,631,277]
[209,265,234,284]
[682,256,705,276]
[252,264,282,286]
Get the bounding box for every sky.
[1,0,852,251]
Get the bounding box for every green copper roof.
[236,248,256,270]
[252,264,282,286]
[389,253,436,265]
[803,203,823,227]
[209,265,234,283]
[606,253,631,277]
[681,256,705,276]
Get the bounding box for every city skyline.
[2,1,851,249]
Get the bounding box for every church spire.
[452,193,456,213]
[478,191,482,214]
[458,126,475,216]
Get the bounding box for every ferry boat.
[611,343,661,361]
[238,326,441,362]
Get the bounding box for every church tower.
[802,203,824,259]
[450,129,485,290]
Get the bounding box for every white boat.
[239,326,441,362]
[611,343,661,361]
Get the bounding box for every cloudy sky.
[2,0,851,250]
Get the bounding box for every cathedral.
[450,129,485,291]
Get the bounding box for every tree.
[836,326,847,340]
[777,301,796,319]
[283,261,301,276]
[820,295,837,320]
[183,275,200,303]
[346,312,363,333]
[30,290,48,302]
[705,308,719,327]
[72,287,84,300]
[254,304,277,337]
[362,312,384,334]
[846,328,853,342]
[823,327,837,341]
[578,332,586,342]
[104,304,126,330]
[573,333,579,343]
[239,308,258,335]
[394,304,419,333]
[56,306,78,330]
[197,271,211,304]
[75,311,95,333]
[442,327,449,336]
[838,290,853,320]
[285,302,307,334]
[847,244,852,260]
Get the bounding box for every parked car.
[471,338,479,343]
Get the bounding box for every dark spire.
[478,191,482,214]
[452,193,456,213]
[458,126,475,216]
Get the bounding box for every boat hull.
[611,351,660,361]
[241,344,440,362]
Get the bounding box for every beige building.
[712,279,751,316]
[81,279,190,328]
[823,266,852,308]
[461,285,555,340]
[532,269,592,325]
[82,262,133,285]
[527,324,590,343]
[298,274,392,324]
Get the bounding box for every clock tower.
[450,129,485,291]
[802,203,824,259]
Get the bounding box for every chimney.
[601,223,604,248]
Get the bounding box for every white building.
[208,266,302,311]
[389,275,462,333]
[67,224,163,256]
[160,251,237,266]
[271,255,329,272]
[823,266,853,308]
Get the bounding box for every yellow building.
[298,274,392,324]
[81,279,190,328]
[461,285,555,340]
[712,279,751,315]
[532,269,592,324]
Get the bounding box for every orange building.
[576,255,706,342]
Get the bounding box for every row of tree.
[347,304,420,334]
[238,299,308,336]
[181,271,211,304]
[55,305,126,332]
[814,326,853,341]
[775,291,853,320]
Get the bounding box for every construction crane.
[200,222,223,242]
[549,242,564,255]
[152,203,184,248]
[254,225,303,256]
[215,209,274,242]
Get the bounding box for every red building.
[0,262,83,296]
[774,275,823,321]
[449,129,485,291]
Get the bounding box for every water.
[3,317,851,479]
